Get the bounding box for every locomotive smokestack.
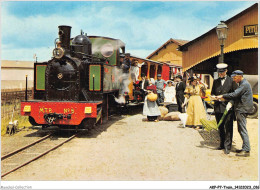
[58,25,72,51]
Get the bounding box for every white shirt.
[221,76,227,86]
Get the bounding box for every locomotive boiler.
[21,25,126,129]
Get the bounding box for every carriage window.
[141,64,148,78]
[204,75,210,89]
[157,65,162,76]
[150,64,156,79]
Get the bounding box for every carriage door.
[162,64,170,81]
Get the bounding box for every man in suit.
[211,63,238,154]
[175,75,186,113]
[217,70,253,157]
[133,73,149,102]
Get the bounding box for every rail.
[1,132,80,178]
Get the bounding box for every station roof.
[146,38,189,59]
[1,60,34,69]
[130,54,181,68]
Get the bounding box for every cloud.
[2,44,52,62]
[1,1,256,61]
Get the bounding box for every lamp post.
[216,21,228,63]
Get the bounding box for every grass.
[1,101,31,136]
[1,115,31,136]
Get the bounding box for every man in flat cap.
[175,75,186,113]
[155,74,166,104]
[211,63,238,154]
[217,70,253,157]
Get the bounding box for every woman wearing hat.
[143,78,161,122]
[184,76,206,129]
[164,80,176,104]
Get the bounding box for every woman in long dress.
[164,81,177,104]
[143,78,161,121]
[184,77,206,129]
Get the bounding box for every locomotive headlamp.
[23,105,31,112]
[53,47,65,59]
[84,107,92,114]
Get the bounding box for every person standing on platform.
[211,63,238,154]
[155,74,166,104]
[164,81,177,104]
[133,73,149,103]
[217,70,253,157]
[130,60,140,83]
[184,76,206,129]
[175,75,186,113]
[143,78,161,122]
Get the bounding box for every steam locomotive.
[21,25,128,129]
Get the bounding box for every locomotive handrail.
[71,51,107,62]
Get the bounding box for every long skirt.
[143,96,161,117]
[186,95,206,126]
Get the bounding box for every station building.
[146,38,189,79]
[178,3,258,88]
[1,60,34,91]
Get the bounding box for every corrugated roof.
[146,38,189,59]
[1,60,34,68]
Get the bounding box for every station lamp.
[216,21,228,63]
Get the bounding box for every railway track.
[1,132,79,178]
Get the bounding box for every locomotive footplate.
[44,113,72,124]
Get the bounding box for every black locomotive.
[21,25,127,129]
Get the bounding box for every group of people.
[138,63,253,157]
[211,63,253,157]
[138,73,193,122]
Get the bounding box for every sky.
[1,1,257,62]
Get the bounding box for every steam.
[90,37,129,104]
[91,38,125,54]
[113,67,131,104]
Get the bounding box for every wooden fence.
[1,90,33,119]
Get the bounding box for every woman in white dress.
[164,81,177,104]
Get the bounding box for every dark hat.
[176,75,182,79]
[188,76,197,82]
[231,70,244,77]
[216,63,228,73]
[141,73,146,77]
[157,74,162,77]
